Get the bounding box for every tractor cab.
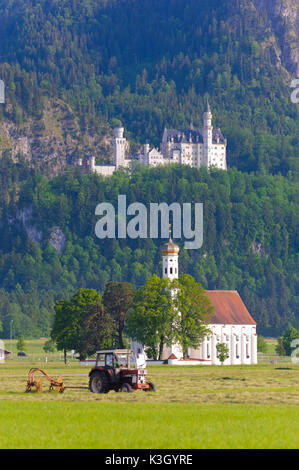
[95,350,131,369]
[89,349,155,394]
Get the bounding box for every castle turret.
[144,142,150,155]
[113,124,127,169]
[202,99,213,167]
[89,156,96,172]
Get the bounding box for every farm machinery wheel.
[144,382,156,392]
[121,383,133,393]
[89,371,109,393]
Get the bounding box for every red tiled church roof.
[205,290,256,325]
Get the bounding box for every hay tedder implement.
[25,368,65,393]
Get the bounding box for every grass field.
[0,356,299,449]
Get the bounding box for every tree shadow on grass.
[220,377,246,381]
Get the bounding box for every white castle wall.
[93,165,116,177]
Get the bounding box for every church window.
[175,268,177,274]
[165,268,167,274]
[246,343,250,358]
[170,267,173,274]
[207,343,210,359]
[236,344,239,359]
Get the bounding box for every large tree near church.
[51,288,114,361]
[174,274,214,358]
[103,281,135,348]
[126,274,214,360]
[126,275,175,360]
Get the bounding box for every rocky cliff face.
[253,0,299,75]
[0,0,297,177]
[0,99,113,177]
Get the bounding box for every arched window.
[236,344,239,359]
[245,335,250,358]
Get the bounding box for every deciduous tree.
[174,274,214,358]
[51,288,107,361]
[126,275,174,360]
[216,342,229,365]
[103,282,135,348]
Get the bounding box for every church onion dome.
[161,238,180,255]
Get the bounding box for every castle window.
[172,149,180,160]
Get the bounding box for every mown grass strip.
[1,401,299,449]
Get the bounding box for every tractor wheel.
[89,371,109,393]
[121,383,133,393]
[144,382,156,392]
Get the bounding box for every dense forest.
[0,0,297,174]
[0,157,297,338]
[0,0,298,339]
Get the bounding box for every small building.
[0,348,11,362]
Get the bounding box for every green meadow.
[0,353,299,448]
[1,401,299,449]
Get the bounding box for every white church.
[78,101,227,175]
[131,237,257,366]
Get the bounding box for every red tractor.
[88,349,156,393]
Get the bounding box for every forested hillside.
[0,158,297,338]
[0,0,298,174]
[0,0,298,339]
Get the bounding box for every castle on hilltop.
[78,101,227,175]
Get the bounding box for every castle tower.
[89,156,96,172]
[202,99,213,167]
[113,124,127,169]
[161,237,179,281]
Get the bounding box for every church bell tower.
[161,235,179,281]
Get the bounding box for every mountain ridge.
[0,0,297,176]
